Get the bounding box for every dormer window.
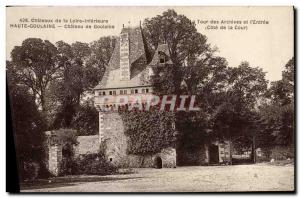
[158,51,166,64]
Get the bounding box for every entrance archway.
[154,156,162,169]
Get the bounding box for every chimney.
[119,30,130,80]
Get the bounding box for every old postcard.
[6,6,294,192]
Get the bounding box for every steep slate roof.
[94,26,171,90]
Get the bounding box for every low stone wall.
[115,147,176,168]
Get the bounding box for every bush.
[21,161,40,181]
[73,153,117,175]
[270,146,294,160]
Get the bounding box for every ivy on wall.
[119,107,177,155]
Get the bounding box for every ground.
[21,164,294,192]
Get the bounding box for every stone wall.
[48,144,62,176]
[101,112,128,165]
[74,135,100,156]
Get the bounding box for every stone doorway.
[61,143,73,175]
[154,156,162,169]
[209,144,219,164]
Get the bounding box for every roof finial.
[139,20,142,27]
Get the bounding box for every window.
[160,58,165,63]
[142,89,146,93]
[102,91,106,95]
[146,88,149,93]
[124,90,127,94]
[109,91,112,95]
[120,90,124,95]
[131,89,135,94]
[135,89,138,94]
[113,91,116,95]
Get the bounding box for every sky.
[6,6,294,81]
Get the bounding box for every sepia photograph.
[6,6,294,192]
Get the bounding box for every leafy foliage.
[73,153,117,175]
[71,101,99,136]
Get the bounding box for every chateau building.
[93,25,177,168]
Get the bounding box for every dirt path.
[22,164,294,192]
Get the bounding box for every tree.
[144,9,212,94]
[87,36,116,84]
[144,10,232,165]
[211,62,268,162]
[144,9,210,66]
[259,58,294,146]
[52,38,115,128]
[10,38,59,114]
[7,62,48,179]
[51,41,92,128]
